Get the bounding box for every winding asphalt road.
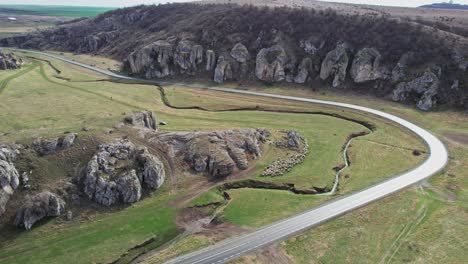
[9,48,449,264]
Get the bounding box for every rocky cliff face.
[0,50,22,70]
[1,3,466,110]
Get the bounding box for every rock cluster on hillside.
[0,145,20,217]
[82,138,165,206]
[0,4,466,110]
[14,191,65,230]
[156,128,270,178]
[32,133,77,156]
[0,49,22,70]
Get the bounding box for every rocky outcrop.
[350,48,386,83]
[206,50,216,71]
[300,36,325,55]
[127,40,174,79]
[320,43,351,88]
[255,45,289,82]
[32,133,77,156]
[0,50,22,70]
[14,191,65,230]
[174,40,203,75]
[294,57,313,84]
[230,43,250,63]
[0,146,20,216]
[214,56,233,83]
[157,129,270,178]
[391,52,416,83]
[82,139,165,206]
[124,111,158,130]
[392,66,441,111]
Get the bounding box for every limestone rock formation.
[127,40,174,79]
[230,43,250,63]
[157,129,270,178]
[0,50,22,70]
[0,146,20,216]
[82,139,165,206]
[255,45,289,82]
[391,52,416,83]
[294,57,313,84]
[174,40,203,75]
[300,36,325,55]
[214,56,233,83]
[14,191,65,230]
[124,111,158,130]
[206,50,216,71]
[32,133,77,156]
[350,48,385,83]
[320,43,351,88]
[392,66,441,111]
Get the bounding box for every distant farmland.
[0,5,115,17]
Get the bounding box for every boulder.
[392,67,441,111]
[206,50,216,71]
[320,43,351,88]
[124,111,158,130]
[214,56,233,83]
[287,130,303,149]
[255,45,288,82]
[350,48,385,83]
[83,139,165,206]
[299,36,325,55]
[230,43,250,63]
[32,133,77,156]
[14,191,65,230]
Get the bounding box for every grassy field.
[221,83,468,263]
[0,5,115,17]
[0,51,431,263]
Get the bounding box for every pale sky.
[1,0,468,8]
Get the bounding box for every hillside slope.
[1,3,467,110]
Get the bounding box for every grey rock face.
[391,52,416,83]
[83,139,165,206]
[392,67,441,111]
[294,57,313,84]
[32,133,77,156]
[320,43,350,88]
[300,36,325,55]
[0,146,20,216]
[0,49,22,70]
[350,48,385,83]
[158,129,269,178]
[287,130,304,149]
[174,40,203,75]
[230,43,250,63]
[125,111,158,130]
[206,50,216,71]
[14,191,65,230]
[127,40,174,79]
[214,56,233,83]
[255,45,288,82]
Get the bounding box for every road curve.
[10,48,449,264]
